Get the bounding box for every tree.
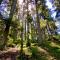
[0,0,2,4]
[26,0,31,47]
[35,0,43,45]
[3,0,17,49]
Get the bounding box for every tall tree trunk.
[35,0,42,45]
[20,23,23,53]
[3,0,17,49]
[26,0,31,47]
[25,20,27,41]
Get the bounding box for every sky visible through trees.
[0,0,60,60]
[45,0,60,34]
[0,0,10,19]
[0,0,60,34]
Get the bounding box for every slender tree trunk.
[26,0,31,47]
[20,24,23,53]
[25,20,27,41]
[35,0,42,45]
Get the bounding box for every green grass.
[31,47,47,60]
[41,41,60,60]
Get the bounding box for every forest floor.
[22,41,60,60]
[0,41,60,60]
[18,40,60,60]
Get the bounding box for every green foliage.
[53,35,60,39]
[31,39,37,43]
[7,38,15,47]
[41,41,60,60]
[0,1,60,60]
[13,39,21,45]
[27,14,33,23]
[0,0,2,4]
[30,46,47,60]
[26,39,31,47]
[40,20,47,29]
[31,47,38,57]
[20,26,23,32]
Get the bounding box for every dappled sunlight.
[37,47,55,60]
[23,47,32,56]
[49,42,60,48]
[0,0,60,60]
[40,41,60,60]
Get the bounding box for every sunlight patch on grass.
[37,47,55,60]
[23,47,32,56]
[50,42,60,48]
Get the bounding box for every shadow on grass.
[17,41,60,60]
[40,41,60,60]
[30,47,47,60]
[17,47,47,60]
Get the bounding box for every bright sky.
[45,0,57,19]
[46,1,53,9]
[0,0,10,19]
[18,0,23,5]
[45,0,60,34]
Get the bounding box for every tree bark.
[35,0,42,45]
[26,0,31,47]
[3,0,17,49]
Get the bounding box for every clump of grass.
[31,47,38,57]
[30,47,47,60]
